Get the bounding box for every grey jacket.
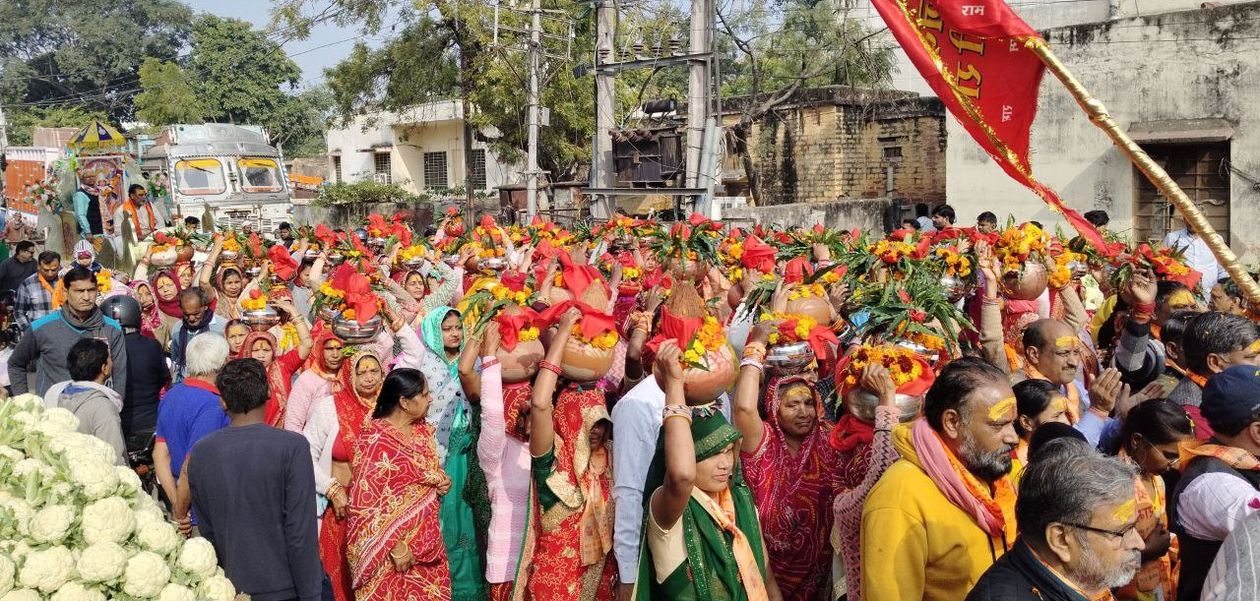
[45,380,127,466]
[7,306,128,398]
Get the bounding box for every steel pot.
[367,237,388,251]
[220,249,239,262]
[766,341,815,376]
[940,274,974,303]
[332,314,383,343]
[843,388,923,423]
[481,257,507,271]
[327,252,346,266]
[402,257,425,270]
[317,305,341,323]
[242,307,281,331]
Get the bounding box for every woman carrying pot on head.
[198,235,246,320]
[636,340,776,601]
[734,316,892,601]
[346,367,453,601]
[126,278,168,346]
[285,329,349,433]
[520,307,615,600]
[237,296,314,428]
[417,306,486,601]
[302,346,388,601]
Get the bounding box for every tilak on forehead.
[1054,335,1081,350]
[1167,289,1197,308]
[1247,339,1260,354]
[1110,496,1138,524]
[989,396,1016,421]
[1049,396,1069,413]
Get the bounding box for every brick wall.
[723,87,946,207]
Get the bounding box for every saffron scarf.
[123,199,157,238]
[910,418,1017,538]
[1179,439,1260,472]
[39,274,65,309]
[127,280,162,339]
[694,488,770,601]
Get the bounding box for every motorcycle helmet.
[101,295,142,330]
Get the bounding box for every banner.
[870,0,1108,251]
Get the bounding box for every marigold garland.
[519,326,541,343]
[759,312,818,345]
[96,269,112,293]
[681,315,727,368]
[838,344,924,389]
[571,324,619,350]
[241,289,268,311]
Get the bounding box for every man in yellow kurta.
[861,357,1021,601]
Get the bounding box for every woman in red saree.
[305,349,385,601]
[237,297,312,428]
[348,367,454,601]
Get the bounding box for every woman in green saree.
[419,307,486,601]
[636,340,781,601]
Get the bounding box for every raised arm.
[649,340,694,530]
[975,242,1009,373]
[734,320,772,454]
[458,329,483,404]
[477,328,507,475]
[273,298,313,360]
[198,235,225,293]
[529,308,579,458]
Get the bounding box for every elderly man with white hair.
[151,332,230,529]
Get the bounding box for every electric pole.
[526,0,542,219]
[684,0,713,189]
[593,0,617,192]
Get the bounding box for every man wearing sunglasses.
[967,439,1144,600]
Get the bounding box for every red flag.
[871,0,1107,252]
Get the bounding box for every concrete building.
[847,0,1260,254]
[324,100,522,194]
[721,86,946,208]
[940,1,1260,256]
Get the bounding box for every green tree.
[5,106,110,146]
[134,58,205,126]
[188,15,303,141]
[0,0,192,121]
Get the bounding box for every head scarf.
[418,307,467,462]
[127,280,163,339]
[333,350,382,447]
[150,270,183,319]
[421,307,463,379]
[306,326,345,380]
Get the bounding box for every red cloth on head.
[555,253,609,301]
[539,300,616,341]
[644,309,704,357]
[783,257,815,284]
[741,236,777,274]
[268,244,299,281]
[496,307,543,352]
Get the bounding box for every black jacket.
[0,257,35,296]
[121,332,169,439]
[966,540,1094,601]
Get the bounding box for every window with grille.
[424,152,449,189]
[332,156,342,183]
[470,149,488,190]
[1134,143,1230,245]
[373,153,391,184]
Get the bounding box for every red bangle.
[482,357,500,369]
[539,360,562,376]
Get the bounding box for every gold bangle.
[663,413,692,425]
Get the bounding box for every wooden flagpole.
[1027,39,1260,306]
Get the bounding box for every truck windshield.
[238,158,284,193]
[175,159,226,195]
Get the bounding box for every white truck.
[139,123,292,231]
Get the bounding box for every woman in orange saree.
[348,367,454,601]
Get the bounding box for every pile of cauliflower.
[0,394,237,601]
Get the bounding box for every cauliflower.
[48,582,105,601]
[0,589,40,601]
[81,496,134,544]
[35,408,80,435]
[114,465,142,494]
[0,555,14,595]
[134,512,182,556]
[7,394,43,411]
[158,583,196,601]
[196,575,236,601]
[0,446,24,462]
[27,504,75,544]
[175,537,218,580]
[0,497,33,537]
[16,545,73,593]
[68,459,119,500]
[77,542,128,583]
[123,551,170,598]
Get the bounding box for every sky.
[183,0,373,87]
